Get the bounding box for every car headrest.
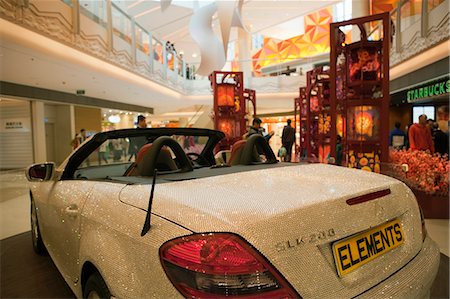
[126,136,194,176]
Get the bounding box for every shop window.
[412,106,435,122]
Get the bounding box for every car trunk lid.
[120,164,423,298]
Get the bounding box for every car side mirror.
[26,163,55,181]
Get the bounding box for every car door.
[39,179,95,285]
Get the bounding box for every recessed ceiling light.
[192,53,198,58]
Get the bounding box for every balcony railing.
[390,0,449,65]
[0,0,448,95]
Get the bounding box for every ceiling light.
[108,115,121,123]
[192,53,198,58]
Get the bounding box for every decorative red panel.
[298,67,331,163]
[210,72,256,151]
[330,13,391,173]
[217,84,236,107]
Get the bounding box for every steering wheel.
[186,152,210,167]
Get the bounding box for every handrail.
[187,105,205,126]
[367,7,398,38]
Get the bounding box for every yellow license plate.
[332,219,405,277]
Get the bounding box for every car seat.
[126,143,177,176]
[228,140,247,166]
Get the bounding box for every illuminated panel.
[252,7,332,75]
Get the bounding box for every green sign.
[406,78,450,103]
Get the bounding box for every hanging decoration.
[189,0,246,76]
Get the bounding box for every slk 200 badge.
[276,229,335,252]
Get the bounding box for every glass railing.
[400,0,422,32]
[2,0,447,92]
[79,0,107,27]
[428,0,446,12]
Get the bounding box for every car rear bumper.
[356,236,440,299]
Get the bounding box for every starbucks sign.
[407,78,450,103]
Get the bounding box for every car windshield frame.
[61,128,225,180]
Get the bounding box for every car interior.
[72,131,292,183]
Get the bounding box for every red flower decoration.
[389,149,449,196]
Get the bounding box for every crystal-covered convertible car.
[27,128,440,298]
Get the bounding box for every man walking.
[281,119,296,162]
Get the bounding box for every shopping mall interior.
[0,0,449,298]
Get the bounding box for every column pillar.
[352,0,370,42]
[421,0,428,37]
[238,24,252,85]
[72,0,80,34]
[106,0,113,52]
[352,0,370,18]
[31,101,46,163]
[149,32,154,73]
[131,18,137,64]
[70,105,76,138]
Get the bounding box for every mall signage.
[1,118,31,132]
[407,78,450,103]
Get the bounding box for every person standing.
[281,119,295,162]
[77,129,88,146]
[409,114,434,153]
[70,133,79,150]
[98,142,108,165]
[389,121,405,148]
[128,115,148,161]
[432,123,449,156]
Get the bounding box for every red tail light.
[159,233,300,298]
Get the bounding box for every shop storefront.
[0,82,153,167]
[390,75,449,131]
[390,58,449,132]
[259,114,297,158]
[0,98,33,169]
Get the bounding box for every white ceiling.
[121,0,339,62]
